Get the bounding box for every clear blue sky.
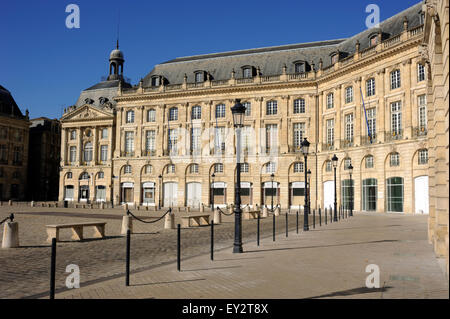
[1,0,421,119]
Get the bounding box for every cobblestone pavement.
[52,212,448,299]
[0,205,311,298]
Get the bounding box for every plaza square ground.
[0,205,448,299]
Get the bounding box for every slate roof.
[143,2,423,86]
[0,85,26,119]
[74,79,131,108]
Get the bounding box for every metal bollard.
[319,208,322,227]
[177,224,181,271]
[296,211,299,234]
[257,213,260,246]
[50,238,56,299]
[285,213,288,237]
[313,209,315,229]
[125,229,130,286]
[325,208,327,225]
[210,221,214,261]
[273,214,275,242]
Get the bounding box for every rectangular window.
[265,162,276,173]
[125,131,134,153]
[345,114,354,141]
[243,68,252,78]
[96,186,106,202]
[390,153,400,167]
[266,101,278,115]
[64,186,74,200]
[418,64,425,82]
[294,162,304,173]
[146,130,156,154]
[327,93,334,109]
[266,124,278,153]
[418,95,427,130]
[241,163,249,173]
[293,123,305,150]
[101,128,108,139]
[126,111,135,123]
[391,70,401,89]
[391,101,402,135]
[100,145,108,162]
[326,161,332,172]
[191,127,201,154]
[244,102,251,116]
[214,163,223,173]
[366,78,376,96]
[168,128,178,154]
[215,104,226,118]
[365,156,374,168]
[367,108,376,137]
[326,119,334,145]
[345,87,353,103]
[242,125,251,153]
[69,146,76,163]
[293,99,305,114]
[169,108,178,121]
[214,126,225,154]
[147,109,156,122]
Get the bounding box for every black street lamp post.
[211,173,215,211]
[270,173,275,212]
[332,154,338,222]
[231,99,246,253]
[348,164,353,217]
[307,169,311,214]
[301,138,310,231]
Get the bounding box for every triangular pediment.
[61,104,114,122]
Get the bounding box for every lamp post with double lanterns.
[211,173,215,211]
[332,154,338,221]
[348,164,353,217]
[301,138,310,231]
[231,99,246,253]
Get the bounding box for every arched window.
[83,142,93,163]
[325,161,332,172]
[189,163,199,174]
[126,110,135,123]
[97,172,104,179]
[124,165,132,174]
[144,165,153,174]
[365,155,374,168]
[265,162,276,173]
[80,172,90,180]
[293,162,304,173]
[191,106,201,120]
[214,163,223,173]
[169,107,178,121]
[390,153,400,167]
[240,163,249,173]
[344,158,352,170]
[418,149,428,165]
[166,164,175,174]
[147,109,156,122]
[293,99,305,114]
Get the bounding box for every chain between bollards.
[125,229,130,286]
[177,224,181,271]
[210,221,214,261]
[49,237,56,299]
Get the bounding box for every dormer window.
[241,66,255,78]
[294,62,305,73]
[151,76,160,87]
[331,53,339,64]
[370,35,378,46]
[419,11,425,25]
[194,71,205,83]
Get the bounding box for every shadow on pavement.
[308,286,392,298]
[244,239,399,253]
[182,265,242,272]
[130,278,206,287]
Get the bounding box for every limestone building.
[59,1,448,274]
[27,117,61,201]
[0,85,30,201]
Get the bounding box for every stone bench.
[181,214,210,228]
[46,222,106,243]
[243,210,260,220]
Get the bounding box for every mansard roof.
[142,2,423,86]
[0,85,26,119]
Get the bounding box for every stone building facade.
[59,3,444,229]
[0,85,30,201]
[422,0,449,277]
[27,117,61,201]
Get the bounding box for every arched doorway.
[186,182,201,208]
[163,182,178,207]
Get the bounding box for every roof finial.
[116,39,119,50]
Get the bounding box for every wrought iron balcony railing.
[413,126,427,137]
[361,134,377,146]
[385,130,403,142]
[143,149,156,156]
[340,138,354,149]
[121,151,135,157]
[321,142,334,151]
